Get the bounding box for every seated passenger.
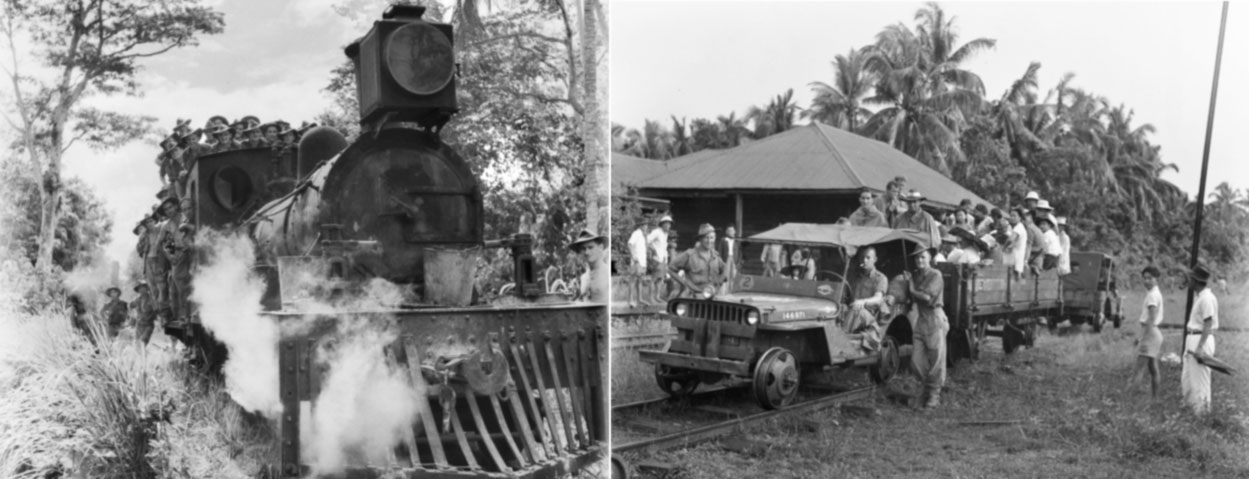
[845,246,887,351]
[936,234,957,263]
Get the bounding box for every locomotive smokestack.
[345,4,457,132]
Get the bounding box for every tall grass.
[0,306,273,478]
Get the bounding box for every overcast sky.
[2,0,369,267]
[611,1,1247,203]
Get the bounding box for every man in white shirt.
[647,215,673,303]
[626,222,650,307]
[1130,266,1164,398]
[1056,217,1072,276]
[1007,208,1029,279]
[1039,215,1062,270]
[1182,265,1219,414]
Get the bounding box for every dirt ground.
[615,287,1249,478]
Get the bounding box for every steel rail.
[614,385,875,454]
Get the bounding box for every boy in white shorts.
[1130,266,1164,398]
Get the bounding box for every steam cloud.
[191,231,282,417]
[306,319,424,475]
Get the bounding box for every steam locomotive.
[181,5,605,477]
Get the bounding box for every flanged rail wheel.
[654,364,700,397]
[869,336,901,384]
[611,454,631,479]
[752,347,799,410]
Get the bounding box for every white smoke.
[306,318,424,475]
[191,230,282,417]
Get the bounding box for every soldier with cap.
[893,190,941,248]
[1182,264,1219,414]
[904,246,947,408]
[131,281,157,345]
[150,197,180,322]
[165,223,197,327]
[157,134,181,188]
[570,229,609,303]
[100,286,129,338]
[668,223,727,296]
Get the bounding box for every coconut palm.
[622,119,673,159]
[859,3,995,173]
[716,111,750,147]
[746,89,802,139]
[989,62,1051,161]
[805,47,875,131]
[670,116,694,157]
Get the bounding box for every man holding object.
[1182,265,1219,414]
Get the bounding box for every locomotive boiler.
[182,5,605,477]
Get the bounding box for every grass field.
[614,284,1249,478]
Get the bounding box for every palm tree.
[746,89,802,139]
[716,111,750,147]
[859,3,995,173]
[622,119,673,159]
[989,62,1051,161]
[805,47,875,131]
[670,116,694,157]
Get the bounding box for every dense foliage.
[612,2,1249,284]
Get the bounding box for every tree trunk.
[579,0,606,234]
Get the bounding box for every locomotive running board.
[269,305,606,478]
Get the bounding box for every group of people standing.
[155,116,311,203]
[849,177,1073,280]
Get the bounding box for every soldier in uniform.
[569,229,608,303]
[157,134,180,188]
[151,197,180,324]
[260,122,281,146]
[165,223,196,327]
[99,286,129,339]
[668,223,727,296]
[893,190,942,248]
[905,246,947,408]
[131,282,157,345]
[845,246,888,352]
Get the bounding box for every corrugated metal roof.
[637,123,988,208]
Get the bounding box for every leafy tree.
[0,0,224,273]
[0,155,112,272]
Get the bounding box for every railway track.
[611,384,876,477]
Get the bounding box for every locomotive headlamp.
[674,303,688,317]
[346,4,458,131]
[385,22,454,95]
[746,310,760,325]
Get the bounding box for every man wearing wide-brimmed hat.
[569,229,608,303]
[100,286,129,339]
[131,281,157,345]
[1182,264,1219,414]
[668,223,726,296]
[893,189,941,248]
[165,223,197,327]
[1024,190,1040,212]
[905,246,947,409]
[935,233,957,263]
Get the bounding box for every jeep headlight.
[675,303,688,316]
[746,310,759,325]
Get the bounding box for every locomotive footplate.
[271,304,607,478]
